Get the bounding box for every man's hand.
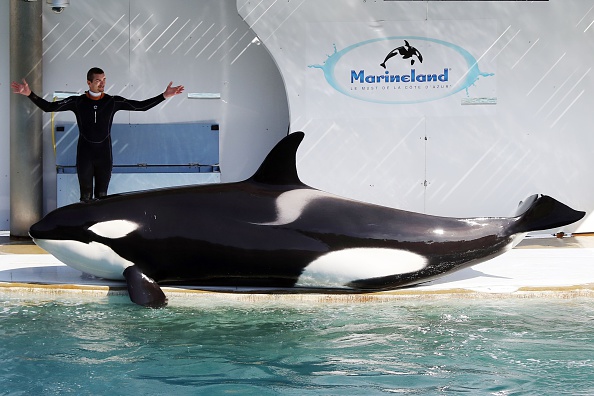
[11,79,31,96]
[163,82,184,98]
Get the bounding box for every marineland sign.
[309,36,494,105]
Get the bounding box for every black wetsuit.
[27,91,165,201]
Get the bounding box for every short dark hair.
[87,67,104,82]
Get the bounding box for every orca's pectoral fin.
[123,265,168,308]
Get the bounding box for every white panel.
[239,0,594,233]
[125,0,290,182]
[127,0,224,125]
[296,117,427,213]
[0,0,9,230]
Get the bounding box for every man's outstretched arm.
[11,79,32,96]
[115,81,185,111]
[11,78,76,113]
[163,81,184,98]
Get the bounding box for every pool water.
[1,296,593,395]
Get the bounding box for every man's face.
[87,73,106,93]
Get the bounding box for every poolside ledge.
[2,233,594,303]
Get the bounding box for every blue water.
[1,296,593,395]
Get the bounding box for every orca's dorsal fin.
[249,132,305,186]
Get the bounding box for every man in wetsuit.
[11,67,184,202]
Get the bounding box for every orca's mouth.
[29,219,88,243]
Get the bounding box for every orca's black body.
[30,132,585,307]
[380,40,423,68]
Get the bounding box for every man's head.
[87,67,106,93]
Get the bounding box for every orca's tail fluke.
[510,194,585,234]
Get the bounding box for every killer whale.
[380,40,423,68]
[29,132,585,307]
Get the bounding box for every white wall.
[4,0,594,234]
[1,0,289,226]
[239,0,594,233]
[0,0,10,230]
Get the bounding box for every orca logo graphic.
[380,40,423,68]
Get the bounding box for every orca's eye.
[88,220,139,239]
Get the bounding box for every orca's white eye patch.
[88,220,139,239]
